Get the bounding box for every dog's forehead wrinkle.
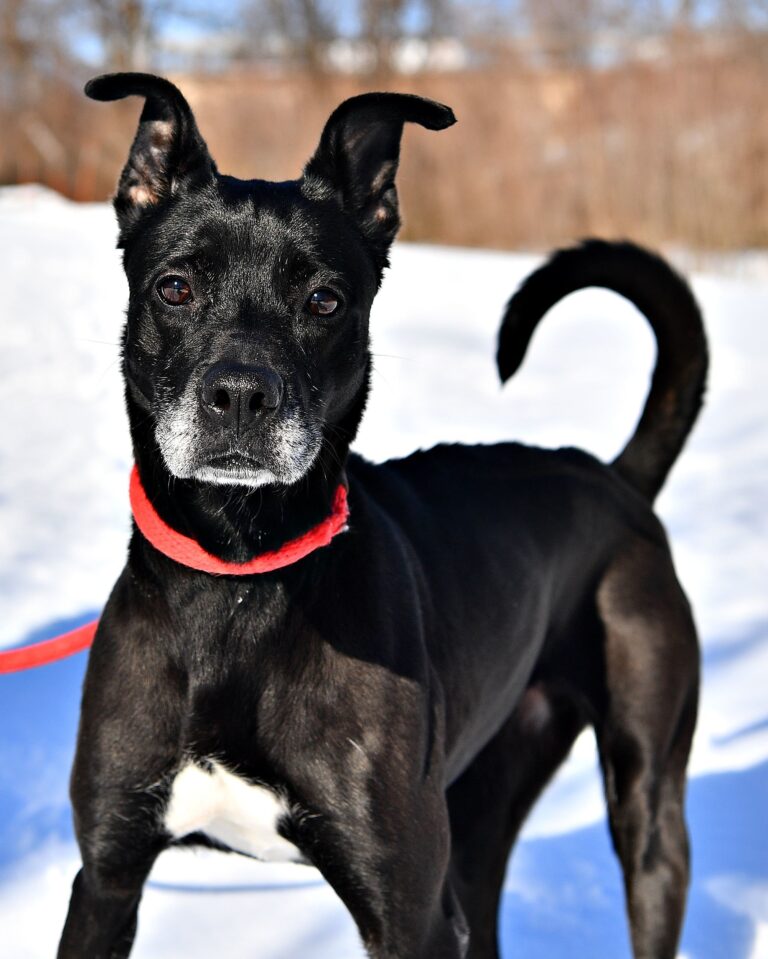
[151,219,322,292]
[214,176,315,239]
[216,173,300,203]
[215,177,373,276]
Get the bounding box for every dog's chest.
[164,761,303,862]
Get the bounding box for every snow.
[1,185,766,957]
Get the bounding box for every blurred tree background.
[2,0,767,249]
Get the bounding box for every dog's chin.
[192,465,279,489]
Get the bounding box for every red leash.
[0,467,349,674]
[0,620,99,675]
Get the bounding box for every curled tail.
[497,239,708,501]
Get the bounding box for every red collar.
[129,465,349,575]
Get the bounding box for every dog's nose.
[200,362,284,430]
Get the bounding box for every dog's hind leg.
[594,540,699,959]
[447,686,586,958]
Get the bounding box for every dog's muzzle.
[153,360,321,487]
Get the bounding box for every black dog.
[57,73,707,959]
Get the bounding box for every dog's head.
[87,73,454,489]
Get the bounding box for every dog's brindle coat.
[58,73,706,959]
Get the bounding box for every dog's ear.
[304,93,455,267]
[85,73,215,240]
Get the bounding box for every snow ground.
[0,185,766,957]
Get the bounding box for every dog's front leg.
[58,784,167,959]
[315,799,468,959]
[299,741,469,959]
[57,583,184,959]
[57,856,157,959]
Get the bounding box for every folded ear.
[85,73,215,241]
[304,93,455,268]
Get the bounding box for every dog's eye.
[157,275,192,306]
[307,289,340,317]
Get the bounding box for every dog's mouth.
[207,451,263,470]
[193,451,278,489]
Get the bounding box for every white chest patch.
[164,761,303,863]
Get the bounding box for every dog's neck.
[130,420,350,564]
